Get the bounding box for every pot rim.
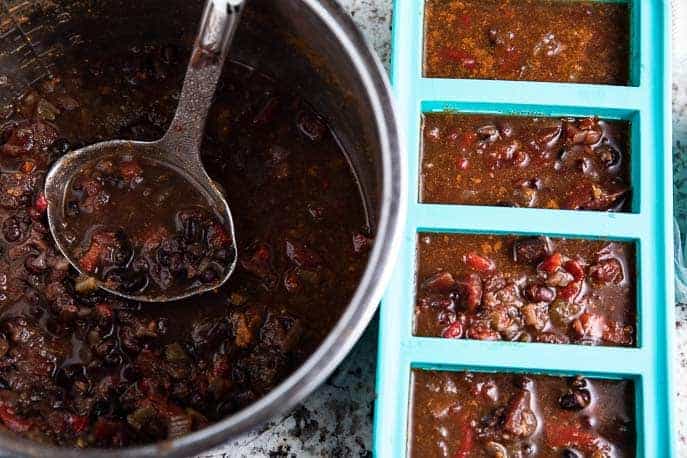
[0,0,406,456]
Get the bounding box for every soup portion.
[423,0,630,84]
[415,233,636,346]
[420,114,631,211]
[0,43,370,446]
[409,369,636,458]
[62,154,235,298]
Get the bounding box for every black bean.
[570,376,588,389]
[66,201,80,217]
[599,145,622,171]
[513,237,551,264]
[2,216,27,242]
[112,232,133,266]
[201,268,218,283]
[121,272,149,293]
[524,283,556,303]
[49,138,71,160]
[559,388,591,411]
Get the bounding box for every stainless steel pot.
[0,0,405,456]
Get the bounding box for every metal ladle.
[44,0,245,302]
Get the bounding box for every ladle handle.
[161,0,245,157]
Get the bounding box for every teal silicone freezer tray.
[373,1,675,456]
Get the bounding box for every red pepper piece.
[466,322,500,341]
[465,252,495,273]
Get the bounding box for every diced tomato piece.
[453,410,475,458]
[78,230,118,273]
[465,252,495,272]
[140,226,169,251]
[67,414,89,433]
[34,192,48,214]
[545,421,605,453]
[572,312,604,339]
[590,258,624,285]
[466,322,500,341]
[79,242,104,273]
[457,14,471,27]
[602,320,634,346]
[96,303,113,319]
[0,405,32,433]
[352,233,372,254]
[442,321,464,339]
[539,252,562,274]
[564,260,585,281]
[119,160,143,180]
[557,281,581,302]
[208,223,232,249]
[20,161,36,174]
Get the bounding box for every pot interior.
[0,0,389,454]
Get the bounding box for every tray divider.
[412,204,649,240]
[417,79,645,112]
[403,336,650,376]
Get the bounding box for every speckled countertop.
[204,1,687,456]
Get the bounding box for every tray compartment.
[421,0,638,86]
[418,107,638,212]
[407,367,638,458]
[414,232,638,347]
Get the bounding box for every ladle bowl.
[44,0,243,302]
